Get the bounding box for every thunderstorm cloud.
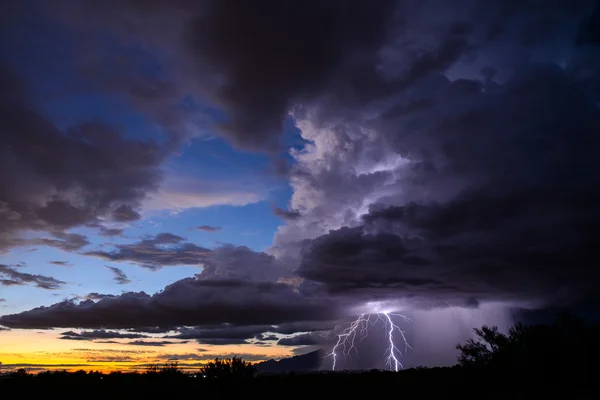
[1,0,599,369]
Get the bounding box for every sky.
[1,0,600,373]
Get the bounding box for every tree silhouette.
[159,361,182,375]
[456,313,600,379]
[144,361,184,378]
[200,356,256,380]
[145,364,159,374]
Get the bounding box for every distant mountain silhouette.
[254,350,325,374]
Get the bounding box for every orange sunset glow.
[1,329,292,373]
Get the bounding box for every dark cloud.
[195,353,270,362]
[128,340,183,347]
[0,240,330,336]
[277,332,322,347]
[0,278,341,329]
[49,261,73,267]
[198,245,291,282]
[97,227,124,237]
[85,222,125,237]
[168,325,271,341]
[195,225,221,232]
[166,320,336,344]
[84,233,210,269]
[0,62,168,251]
[297,61,600,309]
[273,207,302,220]
[158,352,269,362]
[12,262,26,268]
[577,0,600,45]
[86,233,293,283]
[58,335,89,341]
[270,320,335,335]
[86,355,134,363]
[111,204,142,222]
[256,334,278,341]
[182,0,397,151]
[128,326,174,334]
[52,0,398,152]
[71,348,150,354]
[156,353,208,361]
[0,264,65,290]
[196,338,249,345]
[2,1,600,368]
[26,233,90,252]
[105,265,131,285]
[83,292,117,301]
[60,329,149,340]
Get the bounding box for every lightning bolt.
[327,312,411,372]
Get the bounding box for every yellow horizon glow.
[0,329,295,374]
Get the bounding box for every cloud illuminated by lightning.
[327,302,412,372]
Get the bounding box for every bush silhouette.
[200,356,256,380]
[145,364,160,374]
[456,313,600,379]
[160,361,182,375]
[456,325,508,367]
[144,361,184,378]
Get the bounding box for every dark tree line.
[1,317,599,397]
[456,313,600,381]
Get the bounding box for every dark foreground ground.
[4,315,600,398]
[0,367,597,399]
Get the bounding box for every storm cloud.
[295,62,600,309]
[165,320,336,344]
[277,333,323,347]
[85,233,291,283]
[1,0,599,369]
[0,63,168,252]
[49,0,398,152]
[0,277,342,330]
[273,2,600,311]
[60,329,149,340]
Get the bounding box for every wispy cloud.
[144,190,263,213]
[127,340,184,347]
[60,330,148,340]
[0,265,65,290]
[104,266,131,284]
[142,174,264,214]
[156,352,271,362]
[49,261,73,267]
[86,355,135,363]
[195,225,221,232]
[0,364,90,370]
[86,233,210,270]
